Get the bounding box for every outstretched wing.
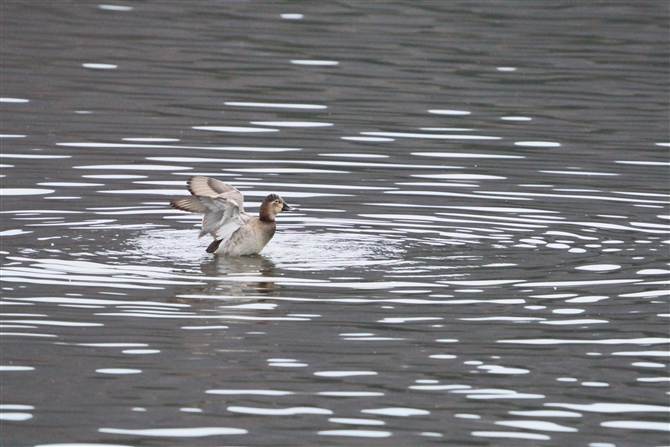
[170,176,250,240]
[187,176,245,213]
[170,194,247,239]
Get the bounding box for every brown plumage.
[170,176,291,256]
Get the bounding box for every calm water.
[1,2,669,446]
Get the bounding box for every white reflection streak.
[206,390,294,396]
[3,257,323,286]
[515,278,642,288]
[386,190,533,201]
[365,132,500,140]
[148,156,463,170]
[600,421,670,431]
[227,406,332,415]
[477,190,668,206]
[58,142,300,152]
[545,403,670,413]
[95,313,309,321]
[224,102,327,109]
[363,212,555,228]
[495,420,576,432]
[178,294,523,305]
[99,427,247,436]
[193,126,278,133]
[497,338,670,345]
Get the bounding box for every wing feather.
[171,176,249,240]
[170,196,209,214]
[187,176,245,213]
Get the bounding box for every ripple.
[413,173,506,180]
[501,116,532,121]
[0,154,61,160]
[122,349,160,355]
[227,406,332,415]
[318,430,391,437]
[510,410,581,417]
[632,362,666,368]
[361,407,430,417]
[553,309,585,314]
[515,279,641,288]
[428,109,471,115]
[0,332,57,338]
[76,343,150,347]
[611,351,670,357]
[2,320,102,327]
[616,160,670,166]
[637,269,670,275]
[421,127,473,131]
[318,391,384,397]
[453,388,545,399]
[545,403,670,413]
[413,151,521,158]
[460,316,545,322]
[495,420,577,432]
[0,405,34,410]
[377,317,442,323]
[0,366,34,371]
[540,319,608,326]
[290,60,339,66]
[0,97,29,103]
[99,427,247,436]
[410,384,469,391]
[600,421,669,431]
[269,362,308,367]
[542,170,617,176]
[122,138,179,142]
[224,101,327,109]
[454,413,481,419]
[320,152,388,158]
[0,412,33,421]
[59,142,299,152]
[341,136,395,142]
[250,121,333,127]
[0,229,33,237]
[193,126,278,133]
[0,188,54,196]
[207,389,294,396]
[472,431,550,440]
[497,338,669,345]
[365,132,500,140]
[328,418,385,425]
[38,182,104,187]
[477,365,530,374]
[74,164,191,171]
[515,141,561,147]
[83,63,117,69]
[314,371,377,377]
[98,4,134,11]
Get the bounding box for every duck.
[170,176,291,256]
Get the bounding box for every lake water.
[1,2,668,446]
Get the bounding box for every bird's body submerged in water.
[170,176,291,256]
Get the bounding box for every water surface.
[1,2,668,446]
